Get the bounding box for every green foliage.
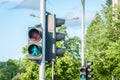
[86,4,120,80]
[0,59,20,80]
[106,0,112,6]
[105,40,120,79]
[54,53,80,80]
[45,53,81,80]
[64,36,81,57]
[57,25,81,57]
[18,57,39,80]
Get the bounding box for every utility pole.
[40,0,46,80]
[81,0,85,67]
[80,1,85,79]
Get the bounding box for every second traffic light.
[86,61,93,79]
[46,14,66,61]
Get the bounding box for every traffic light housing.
[28,25,42,60]
[45,14,65,61]
[86,61,93,79]
[80,67,86,80]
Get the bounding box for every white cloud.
[13,0,40,10]
[64,10,98,37]
[0,0,40,10]
[64,10,97,29]
[0,0,22,4]
[65,10,96,25]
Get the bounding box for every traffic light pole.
[40,0,46,80]
[81,0,85,67]
[52,59,55,80]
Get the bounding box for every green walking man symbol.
[32,46,39,56]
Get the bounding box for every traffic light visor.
[29,29,41,42]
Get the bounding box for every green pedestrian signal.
[32,46,39,56]
[80,74,86,79]
[28,44,41,56]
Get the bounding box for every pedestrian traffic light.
[45,14,65,61]
[28,25,42,60]
[80,67,86,80]
[86,61,93,79]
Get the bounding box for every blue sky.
[0,0,106,61]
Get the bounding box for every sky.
[0,0,106,61]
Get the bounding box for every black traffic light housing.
[86,61,93,79]
[45,14,65,62]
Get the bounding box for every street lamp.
[66,17,80,21]
[29,13,40,18]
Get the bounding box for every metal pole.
[81,0,85,67]
[40,0,46,80]
[112,76,115,80]
[52,59,55,80]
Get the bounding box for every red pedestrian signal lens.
[80,68,86,72]
[29,29,41,41]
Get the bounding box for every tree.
[85,4,120,80]
[0,59,20,80]
[106,0,112,6]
